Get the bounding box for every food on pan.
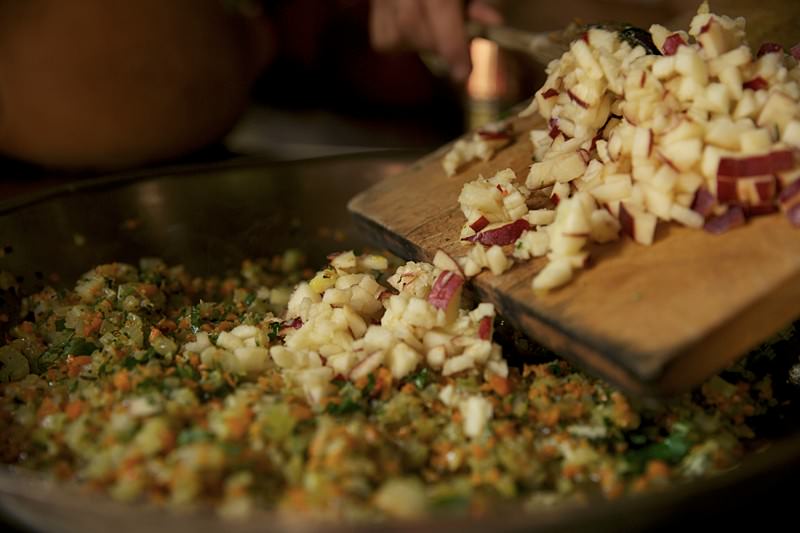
[1,251,797,521]
[445,3,800,291]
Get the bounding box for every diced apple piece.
[632,127,653,161]
[758,92,797,135]
[733,90,758,120]
[530,129,554,161]
[661,120,704,145]
[619,202,658,245]
[652,56,676,79]
[486,245,512,275]
[781,120,800,148]
[527,151,587,189]
[740,128,773,154]
[704,206,746,234]
[717,150,796,176]
[427,271,464,324]
[676,172,704,194]
[697,19,732,58]
[778,178,800,212]
[670,204,705,228]
[590,179,632,204]
[651,164,678,192]
[589,209,621,243]
[464,219,532,246]
[675,46,709,86]
[736,175,777,205]
[705,118,740,150]
[562,198,591,236]
[718,65,743,100]
[551,182,571,205]
[531,258,574,292]
[777,167,800,188]
[659,138,702,171]
[700,145,723,180]
[643,185,673,220]
[524,209,556,226]
[649,24,671,51]
[571,39,604,80]
[432,249,464,277]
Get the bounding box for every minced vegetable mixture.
[0,250,797,522]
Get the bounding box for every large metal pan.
[1,154,798,532]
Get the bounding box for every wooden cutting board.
[348,113,800,397]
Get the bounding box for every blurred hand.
[369,0,503,82]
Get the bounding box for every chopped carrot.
[66,355,93,377]
[65,400,84,420]
[113,370,131,392]
[489,375,511,396]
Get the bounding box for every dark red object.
[541,88,559,99]
[618,203,635,239]
[548,118,562,139]
[704,206,746,234]
[463,219,531,246]
[743,77,769,91]
[787,203,800,227]
[691,187,716,217]
[478,316,492,340]
[757,42,784,57]
[469,215,490,232]
[662,34,686,56]
[792,43,800,60]
[717,150,796,177]
[428,271,464,311]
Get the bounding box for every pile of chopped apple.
[442,120,514,176]
[452,2,800,292]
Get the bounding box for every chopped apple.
[704,206,746,234]
[717,150,796,176]
[778,178,800,212]
[432,249,464,277]
[782,121,800,148]
[590,179,632,204]
[736,175,777,205]
[464,219,532,246]
[427,271,464,324]
[670,204,705,228]
[659,138,702,171]
[758,92,797,135]
[531,258,574,292]
[524,209,556,226]
[527,151,587,188]
[589,209,621,242]
[705,117,740,150]
[691,187,716,217]
[643,185,673,220]
[619,202,658,245]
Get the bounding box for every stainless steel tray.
[1,153,798,532]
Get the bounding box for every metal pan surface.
[0,153,798,532]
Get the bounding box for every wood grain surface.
[349,113,800,396]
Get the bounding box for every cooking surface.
[349,114,800,397]
[0,155,799,533]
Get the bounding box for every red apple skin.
[428,271,465,311]
[692,187,716,217]
[757,42,784,57]
[716,176,738,203]
[717,151,796,177]
[788,204,800,227]
[464,219,532,246]
[743,77,768,91]
[778,178,800,211]
[619,203,635,240]
[704,206,746,235]
[469,216,490,232]
[662,34,686,55]
[478,317,492,340]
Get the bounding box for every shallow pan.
[0,153,798,532]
